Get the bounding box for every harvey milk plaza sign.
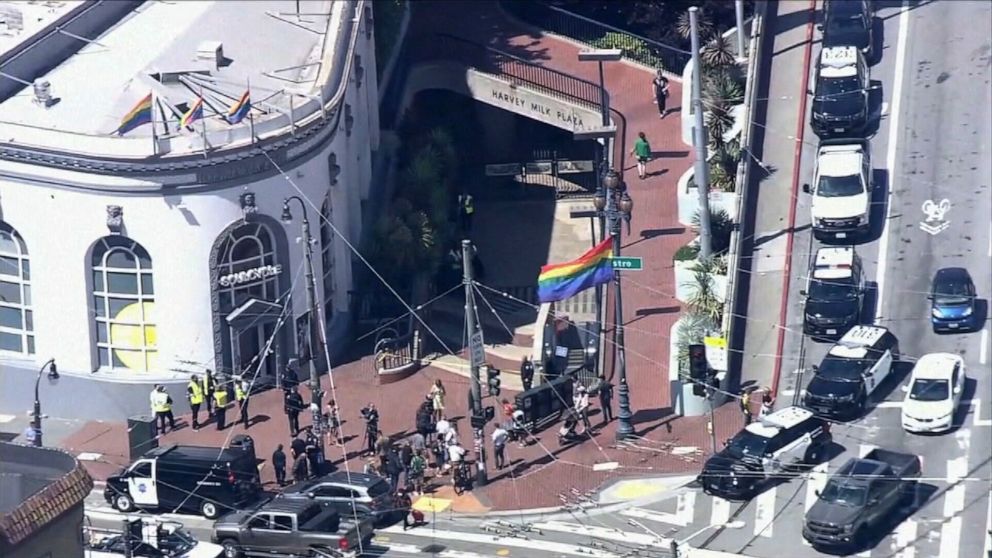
[466,71,606,134]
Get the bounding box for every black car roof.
[318,471,388,487]
[934,267,972,284]
[148,444,250,464]
[258,498,321,514]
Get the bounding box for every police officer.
[187,374,205,430]
[213,383,229,431]
[151,385,175,434]
[235,376,250,428]
[519,356,534,392]
[202,369,216,417]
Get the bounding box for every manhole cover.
[420,543,447,553]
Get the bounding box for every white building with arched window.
[0,0,379,391]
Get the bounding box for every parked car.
[820,0,874,61]
[810,46,870,138]
[278,472,397,525]
[803,140,874,241]
[902,353,966,433]
[802,246,866,338]
[85,519,223,558]
[930,267,979,332]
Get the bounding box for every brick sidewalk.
[62,1,726,514]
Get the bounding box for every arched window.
[92,237,156,372]
[319,198,336,321]
[216,222,280,313]
[0,222,33,354]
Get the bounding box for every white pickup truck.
[803,140,873,241]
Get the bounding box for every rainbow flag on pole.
[536,238,614,303]
[116,92,153,136]
[227,90,251,124]
[179,96,204,128]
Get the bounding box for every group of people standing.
[149,370,252,435]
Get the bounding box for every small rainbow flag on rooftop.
[116,92,153,136]
[179,96,204,128]
[536,238,614,303]
[227,90,251,124]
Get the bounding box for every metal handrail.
[500,0,691,74]
[408,33,606,112]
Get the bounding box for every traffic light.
[688,344,708,397]
[471,406,496,429]
[486,366,501,397]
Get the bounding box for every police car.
[698,407,832,499]
[803,326,899,420]
[802,247,865,338]
[803,139,873,240]
[810,46,869,138]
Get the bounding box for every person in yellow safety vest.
[213,385,229,431]
[187,375,205,430]
[459,193,474,232]
[235,377,250,429]
[151,385,175,434]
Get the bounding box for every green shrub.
[692,208,734,255]
[674,243,700,261]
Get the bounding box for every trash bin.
[127,415,158,461]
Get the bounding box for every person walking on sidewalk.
[573,385,592,433]
[631,131,653,180]
[213,383,229,430]
[292,448,309,483]
[284,387,304,437]
[408,449,427,494]
[272,444,287,487]
[429,379,446,423]
[235,376,250,428]
[187,375,204,430]
[491,424,508,470]
[151,385,176,434]
[595,374,614,425]
[652,70,670,118]
[520,356,534,391]
[326,399,342,445]
[202,370,216,417]
[740,390,753,425]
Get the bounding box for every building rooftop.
[0,1,83,57]
[0,0,349,158]
[0,442,93,547]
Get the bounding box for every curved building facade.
[0,0,379,381]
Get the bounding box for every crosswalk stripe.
[369,542,496,558]
[531,521,664,547]
[858,444,877,457]
[938,456,968,558]
[802,462,831,546]
[378,525,621,558]
[892,519,918,558]
[620,507,684,527]
[753,487,776,538]
[984,493,992,558]
[710,497,731,526]
[676,491,696,526]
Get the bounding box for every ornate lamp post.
[32,359,59,447]
[281,196,326,467]
[594,169,635,440]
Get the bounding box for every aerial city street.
[0,1,989,558]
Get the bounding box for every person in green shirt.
[631,131,652,179]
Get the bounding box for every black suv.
[698,407,832,499]
[821,0,874,61]
[803,326,898,420]
[802,247,865,339]
[810,46,870,138]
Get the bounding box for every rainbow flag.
[179,97,204,128]
[227,90,251,124]
[536,238,614,303]
[116,92,153,136]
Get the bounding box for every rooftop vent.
[196,41,224,69]
[32,79,53,108]
[0,4,24,32]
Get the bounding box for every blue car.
[930,268,978,332]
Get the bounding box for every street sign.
[470,332,485,367]
[703,336,728,372]
[485,163,522,177]
[610,257,643,271]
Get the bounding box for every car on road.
[802,246,866,338]
[810,46,870,138]
[211,498,374,558]
[901,353,967,433]
[698,406,832,499]
[804,139,874,241]
[802,326,898,420]
[929,267,979,332]
[820,0,875,61]
[803,448,920,551]
[277,471,397,525]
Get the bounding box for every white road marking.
[531,521,663,547]
[875,0,911,323]
[859,444,878,458]
[0,414,15,423]
[753,487,776,538]
[378,525,621,558]
[980,328,989,365]
[974,399,992,427]
[953,429,970,452]
[938,457,968,558]
[675,491,696,526]
[984,493,992,558]
[893,519,918,558]
[710,496,731,526]
[620,507,684,527]
[877,401,904,409]
[369,542,491,558]
[988,222,992,258]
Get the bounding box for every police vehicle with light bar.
[810,46,870,138]
[803,139,873,241]
[802,326,899,420]
[802,247,865,338]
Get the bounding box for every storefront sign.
[465,72,602,133]
[490,89,587,129]
[219,264,283,287]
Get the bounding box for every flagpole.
[288,91,296,137]
[199,88,208,158]
[151,95,158,156]
[247,78,256,144]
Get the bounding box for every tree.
[684,270,723,323]
[701,34,736,69]
[676,9,714,41]
[692,208,734,254]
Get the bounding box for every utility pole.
[735,0,746,59]
[706,383,718,454]
[689,6,713,259]
[462,239,488,486]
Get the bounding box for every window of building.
[216,222,280,312]
[92,237,156,372]
[319,198,336,322]
[0,222,33,355]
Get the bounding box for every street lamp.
[281,196,326,468]
[32,359,59,447]
[595,168,635,441]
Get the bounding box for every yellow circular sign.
[109,302,157,371]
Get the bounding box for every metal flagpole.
[199,89,208,158]
[288,92,296,137]
[247,78,256,144]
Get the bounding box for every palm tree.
[701,34,736,69]
[706,109,734,147]
[684,270,723,323]
[692,208,734,254]
[704,70,744,109]
[676,9,714,41]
